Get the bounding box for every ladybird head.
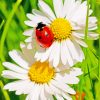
[36,22,46,31]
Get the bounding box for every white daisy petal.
[89,25,97,31]
[71,40,85,61]
[26,94,31,100]
[66,39,80,61]
[40,86,47,100]
[74,37,88,47]
[35,41,55,62]
[56,94,64,100]
[34,52,42,61]
[9,50,29,69]
[73,32,85,39]
[53,42,60,67]
[20,82,35,94]
[72,23,82,30]
[4,80,26,91]
[77,20,97,31]
[2,70,28,79]
[89,17,97,24]
[49,42,58,62]
[40,42,55,62]
[27,13,50,25]
[25,14,50,27]
[53,0,63,17]
[71,1,87,23]
[20,43,34,65]
[49,83,61,94]
[61,41,67,65]
[63,75,79,84]
[15,81,34,95]
[27,43,33,49]
[51,80,76,94]
[55,74,79,84]
[69,68,83,76]
[23,29,33,36]
[32,9,51,23]
[26,84,41,100]
[62,92,72,100]
[73,32,99,40]
[89,9,93,15]
[64,0,81,19]
[24,21,36,27]
[88,32,99,40]
[32,85,41,100]
[25,37,32,43]
[44,84,54,94]
[3,62,28,74]
[63,40,74,66]
[66,0,81,19]
[62,0,73,18]
[48,95,54,100]
[32,9,45,16]
[38,0,56,20]
[26,13,35,20]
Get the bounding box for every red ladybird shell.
[35,26,54,48]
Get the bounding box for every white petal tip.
[9,50,15,55]
[24,21,27,25]
[20,42,25,48]
[4,86,8,90]
[2,62,6,66]
[27,44,32,49]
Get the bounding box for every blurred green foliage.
[0,0,100,100]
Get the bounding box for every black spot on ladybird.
[51,40,53,42]
[38,36,42,39]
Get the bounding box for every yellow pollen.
[50,18,72,41]
[28,61,55,84]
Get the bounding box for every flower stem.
[0,0,22,62]
[0,80,10,100]
[0,20,5,30]
[98,34,100,77]
[85,0,90,43]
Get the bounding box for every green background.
[0,0,100,100]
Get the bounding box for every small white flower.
[24,0,99,67]
[2,43,83,100]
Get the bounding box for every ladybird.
[35,22,54,48]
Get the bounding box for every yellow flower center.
[28,61,55,84]
[50,18,72,41]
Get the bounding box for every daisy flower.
[2,43,83,100]
[24,0,99,67]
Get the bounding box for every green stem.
[0,0,22,62]
[0,80,10,100]
[0,20,5,30]
[79,0,90,100]
[0,1,22,100]
[85,0,90,43]
[87,64,95,99]
[84,65,98,76]
[29,0,38,8]
[99,34,100,77]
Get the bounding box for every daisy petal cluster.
[2,43,82,100]
[2,0,99,100]
[24,0,99,67]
